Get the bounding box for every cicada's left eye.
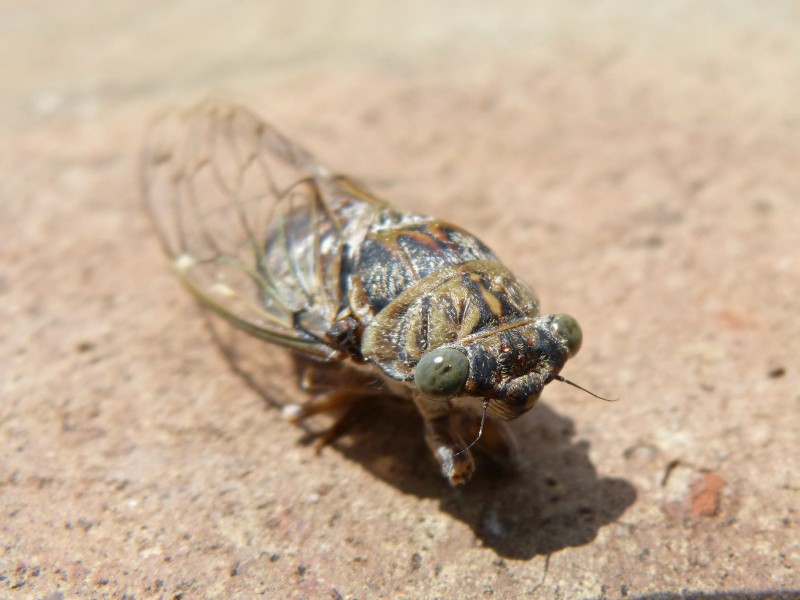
[551,313,582,358]
[414,348,470,400]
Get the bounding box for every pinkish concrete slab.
[1,2,798,598]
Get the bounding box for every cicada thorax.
[350,218,500,313]
[353,216,542,382]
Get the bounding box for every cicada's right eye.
[414,348,470,400]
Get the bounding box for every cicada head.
[414,313,582,420]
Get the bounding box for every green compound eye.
[551,313,582,358]
[414,348,470,400]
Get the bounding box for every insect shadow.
[208,317,636,560]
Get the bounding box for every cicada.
[142,102,588,485]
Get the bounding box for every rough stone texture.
[1,2,798,598]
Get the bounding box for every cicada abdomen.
[143,102,586,485]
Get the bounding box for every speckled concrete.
[1,2,798,598]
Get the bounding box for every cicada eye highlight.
[551,313,582,358]
[414,348,470,400]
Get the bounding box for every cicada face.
[414,313,583,420]
[142,101,592,486]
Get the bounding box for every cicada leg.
[423,417,476,486]
[282,389,370,453]
[282,389,365,424]
[413,395,475,485]
[294,359,381,393]
[285,359,383,451]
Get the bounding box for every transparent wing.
[141,101,351,360]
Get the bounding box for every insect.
[142,101,596,485]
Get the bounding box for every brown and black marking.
[354,220,499,314]
[360,258,541,379]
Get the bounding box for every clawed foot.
[423,412,519,485]
[424,416,475,485]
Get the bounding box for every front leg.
[414,395,475,485]
[424,416,475,485]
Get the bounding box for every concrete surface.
[1,2,798,598]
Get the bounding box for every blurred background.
[1,2,798,598]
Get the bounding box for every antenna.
[454,398,491,458]
[555,375,618,402]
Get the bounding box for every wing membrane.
[141,102,346,360]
